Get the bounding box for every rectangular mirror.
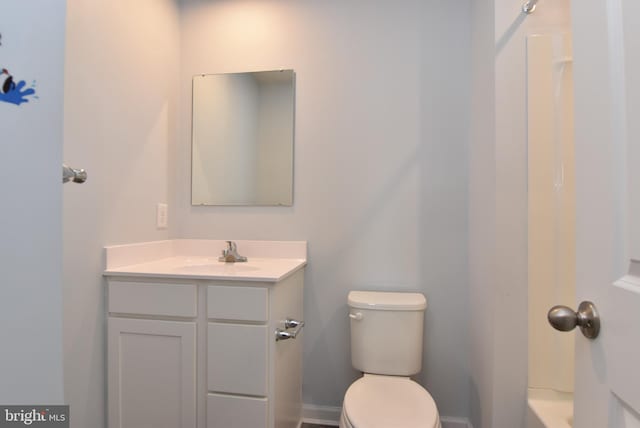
[191,70,295,206]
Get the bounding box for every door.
[0,3,66,403]
[572,0,640,425]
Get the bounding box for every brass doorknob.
[548,301,600,339]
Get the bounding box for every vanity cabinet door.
[208,322,268,396]
[108,318,196,428]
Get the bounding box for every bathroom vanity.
[103,240,306,428]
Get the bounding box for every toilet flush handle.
[349,312,363,321]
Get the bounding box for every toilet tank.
[348,291,427,376]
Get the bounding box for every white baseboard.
[302,404,342,425]
[302,404,473,428]
[441,416,474,428]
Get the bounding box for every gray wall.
[468,0,496,427]
[174,0,472,419]
[63,0,180,426]
[61,0,474,424]
[59,1,581,426]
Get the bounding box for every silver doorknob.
[548,301,600,339]
[62,164,87,184]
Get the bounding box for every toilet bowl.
[340,291,441,428]
[340,375,441,428]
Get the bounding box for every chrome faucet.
[218,241,247,263]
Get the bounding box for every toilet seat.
[342,374,440,428]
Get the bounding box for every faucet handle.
[219,241,247,262]
[222,241,233,256]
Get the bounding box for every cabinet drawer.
[207,285,268,322]
[109,281,197,318]
[207,393,267,428]
[208,323,268,396]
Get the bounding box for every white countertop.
[103,240,307,282]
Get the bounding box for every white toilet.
[340,291,441,428]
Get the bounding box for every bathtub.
[527,389,573,428]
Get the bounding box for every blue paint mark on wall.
[0,33,37,106]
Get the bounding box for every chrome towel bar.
[275,318,305,341]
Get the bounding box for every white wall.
[174,0,471,419]
[63,0,180,426]
[467,1,572,427]
[527,33,575,393]
[0,1,66,403]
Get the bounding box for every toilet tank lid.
[348,291,427,311]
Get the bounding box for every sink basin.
[171,262,260,274]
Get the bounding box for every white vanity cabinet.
[105,267,304,428]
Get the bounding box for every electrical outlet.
[156,203,168,229]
